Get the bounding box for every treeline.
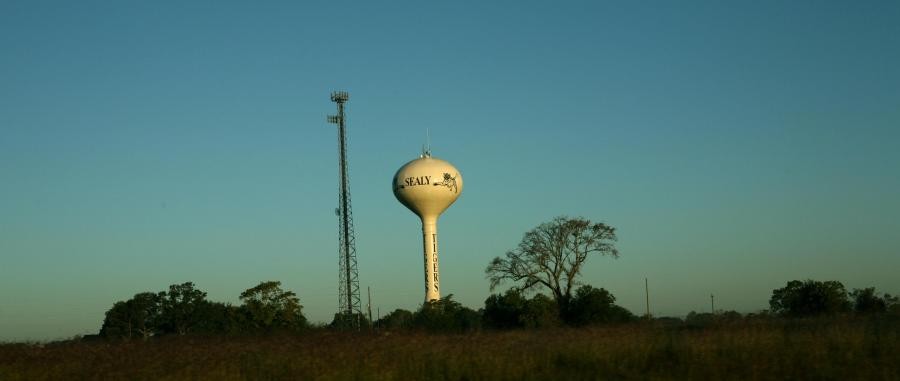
[100,281,307,339]
[99,282,635,338]
[769,279,898,317]
[669,279,900,328]
[372,284,636,332]
[100,279,899,339]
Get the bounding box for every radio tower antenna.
[327,90,361,328]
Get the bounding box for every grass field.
[2,317,898,380]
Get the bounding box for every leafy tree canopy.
[376,309,414,330]
[413,295,481,332]
[850,287,898,314]
[568,285,635,326]
[769,280,851,317]
[240,281,307,332]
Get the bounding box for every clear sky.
[2,1,899,341]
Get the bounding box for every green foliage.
[567,285,636,326]
[769,280,852,317]
[100,292,160,339]
[520,293,561,328]
[483,290,528,329]
[239,281,307,332]
[329,312,370,330]
[412,295,481,332]
[850,287,898,314]
[100,281,308,338]
[375,309,414,329]
[483,286,633,329]
[157,282,209,335]
[483,290,560,329]
[684,311,715,327]
[192,301,243,335]
[99,301,132,339]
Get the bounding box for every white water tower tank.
[392,152,463,302]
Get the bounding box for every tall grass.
[1,317,897,380]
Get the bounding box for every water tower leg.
[421,217,440,301]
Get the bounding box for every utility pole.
[710,294,715,314]
[645,278,650,318]
[367,286,373,326]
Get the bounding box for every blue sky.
[1,1,898,341]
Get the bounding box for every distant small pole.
[645,278,650,318]
[710,294,715,314]
[367,286,373,326]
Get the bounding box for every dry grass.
[1,317,898,380]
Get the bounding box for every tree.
[850,287,898,314]
[483,290,528,329]
[99,292,160,340]
[192,301,242,335]
[486,216,618,320]
[891,295,900,315]
[129,292,161,339]
[157,282,208,335]
[520,293,561,329]
[100,301,132,339]
[483,290,561,329]
[769,280,851,317]
[412,295,481,332]
[376,309,414,329]
[239,281,307,332]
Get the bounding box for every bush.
[412,295,481,332]
[521,294,561,329]
[376,309,414,330]
[567,285,636,326]
[483,286,631,329]
[685,310,744,328]
[483,290,528,329]
[329,312,370,330]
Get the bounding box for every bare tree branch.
[485,216,619,312]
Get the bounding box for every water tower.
[393,150,463,301]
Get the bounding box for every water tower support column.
[422,216,440,301]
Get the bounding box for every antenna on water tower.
[327,91,361,328]
[422,129,432,158]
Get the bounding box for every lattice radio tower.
[327,91,361,325]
